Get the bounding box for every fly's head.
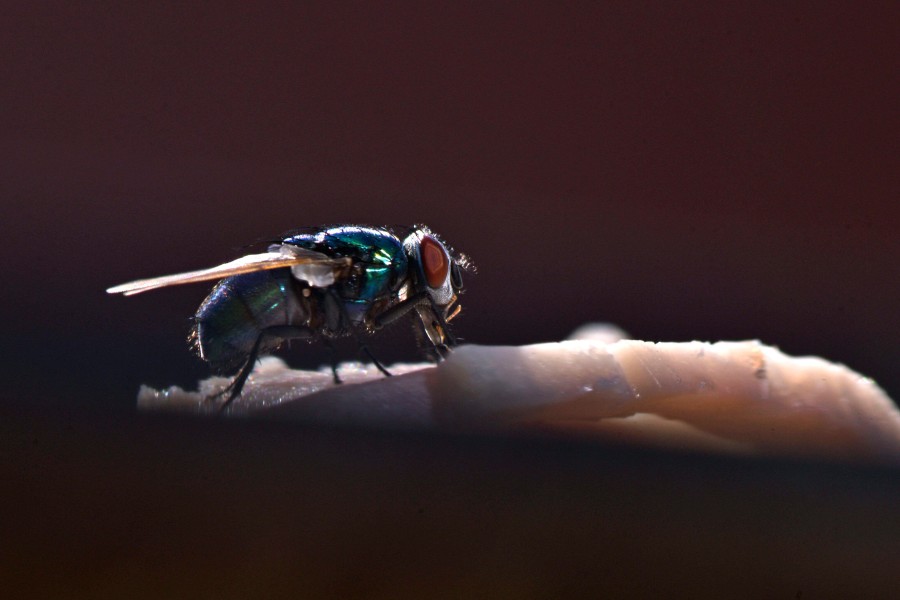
[402,225,473,346]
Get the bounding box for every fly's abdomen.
[192,269,308,370]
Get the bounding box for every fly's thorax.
[342,260,405,302]
[278,229,414,339]
[302,286,397,338]
[282,226,409,291]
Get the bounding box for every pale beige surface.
[139,329,900,463]
[429,340,900,462]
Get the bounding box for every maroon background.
[2,4,900,597]
[2,3,897,407]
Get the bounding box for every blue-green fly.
[107,225,470,408]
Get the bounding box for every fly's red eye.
[420,236,449,289]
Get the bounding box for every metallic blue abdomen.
[193,269,307,369]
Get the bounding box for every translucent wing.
[107,245,350,296]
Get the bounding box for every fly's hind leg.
[215,325,315,413]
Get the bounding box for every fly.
[107,225,471,410]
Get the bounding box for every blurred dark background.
[2,4,899,597]
[2,3,897,409]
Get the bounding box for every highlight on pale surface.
[138,324,900,463]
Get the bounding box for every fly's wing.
[107,245,350,296]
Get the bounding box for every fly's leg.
[428,297,458,348]
[361,345,392,378]
[215,333,264,413]
[328,289,393,379]
[434,343,452,360]
[372,291,428,329]
[322,337,342,384]
[413,299,457,361]
[215,324,315,413]
[384,293,458,363]
[425,345,446,363]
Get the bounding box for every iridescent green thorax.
[283,226,409,302]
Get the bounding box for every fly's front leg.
[431,298,458,348]
[413,303,457,363]
[215,324,315,413]
[372,291,429,329]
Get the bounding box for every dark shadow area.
[2,404,899,598]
